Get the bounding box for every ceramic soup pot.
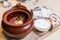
[1,3,34,39]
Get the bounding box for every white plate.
[34,18,51,32]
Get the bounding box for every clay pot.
[1,3,34,38]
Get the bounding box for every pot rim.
[2,9,33,27]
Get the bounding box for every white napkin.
[33,6,53,19]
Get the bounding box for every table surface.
[0,0,60,40]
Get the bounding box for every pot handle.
[12,3,27,10]
[16,3,33,17]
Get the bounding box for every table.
[0,0,60,40]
